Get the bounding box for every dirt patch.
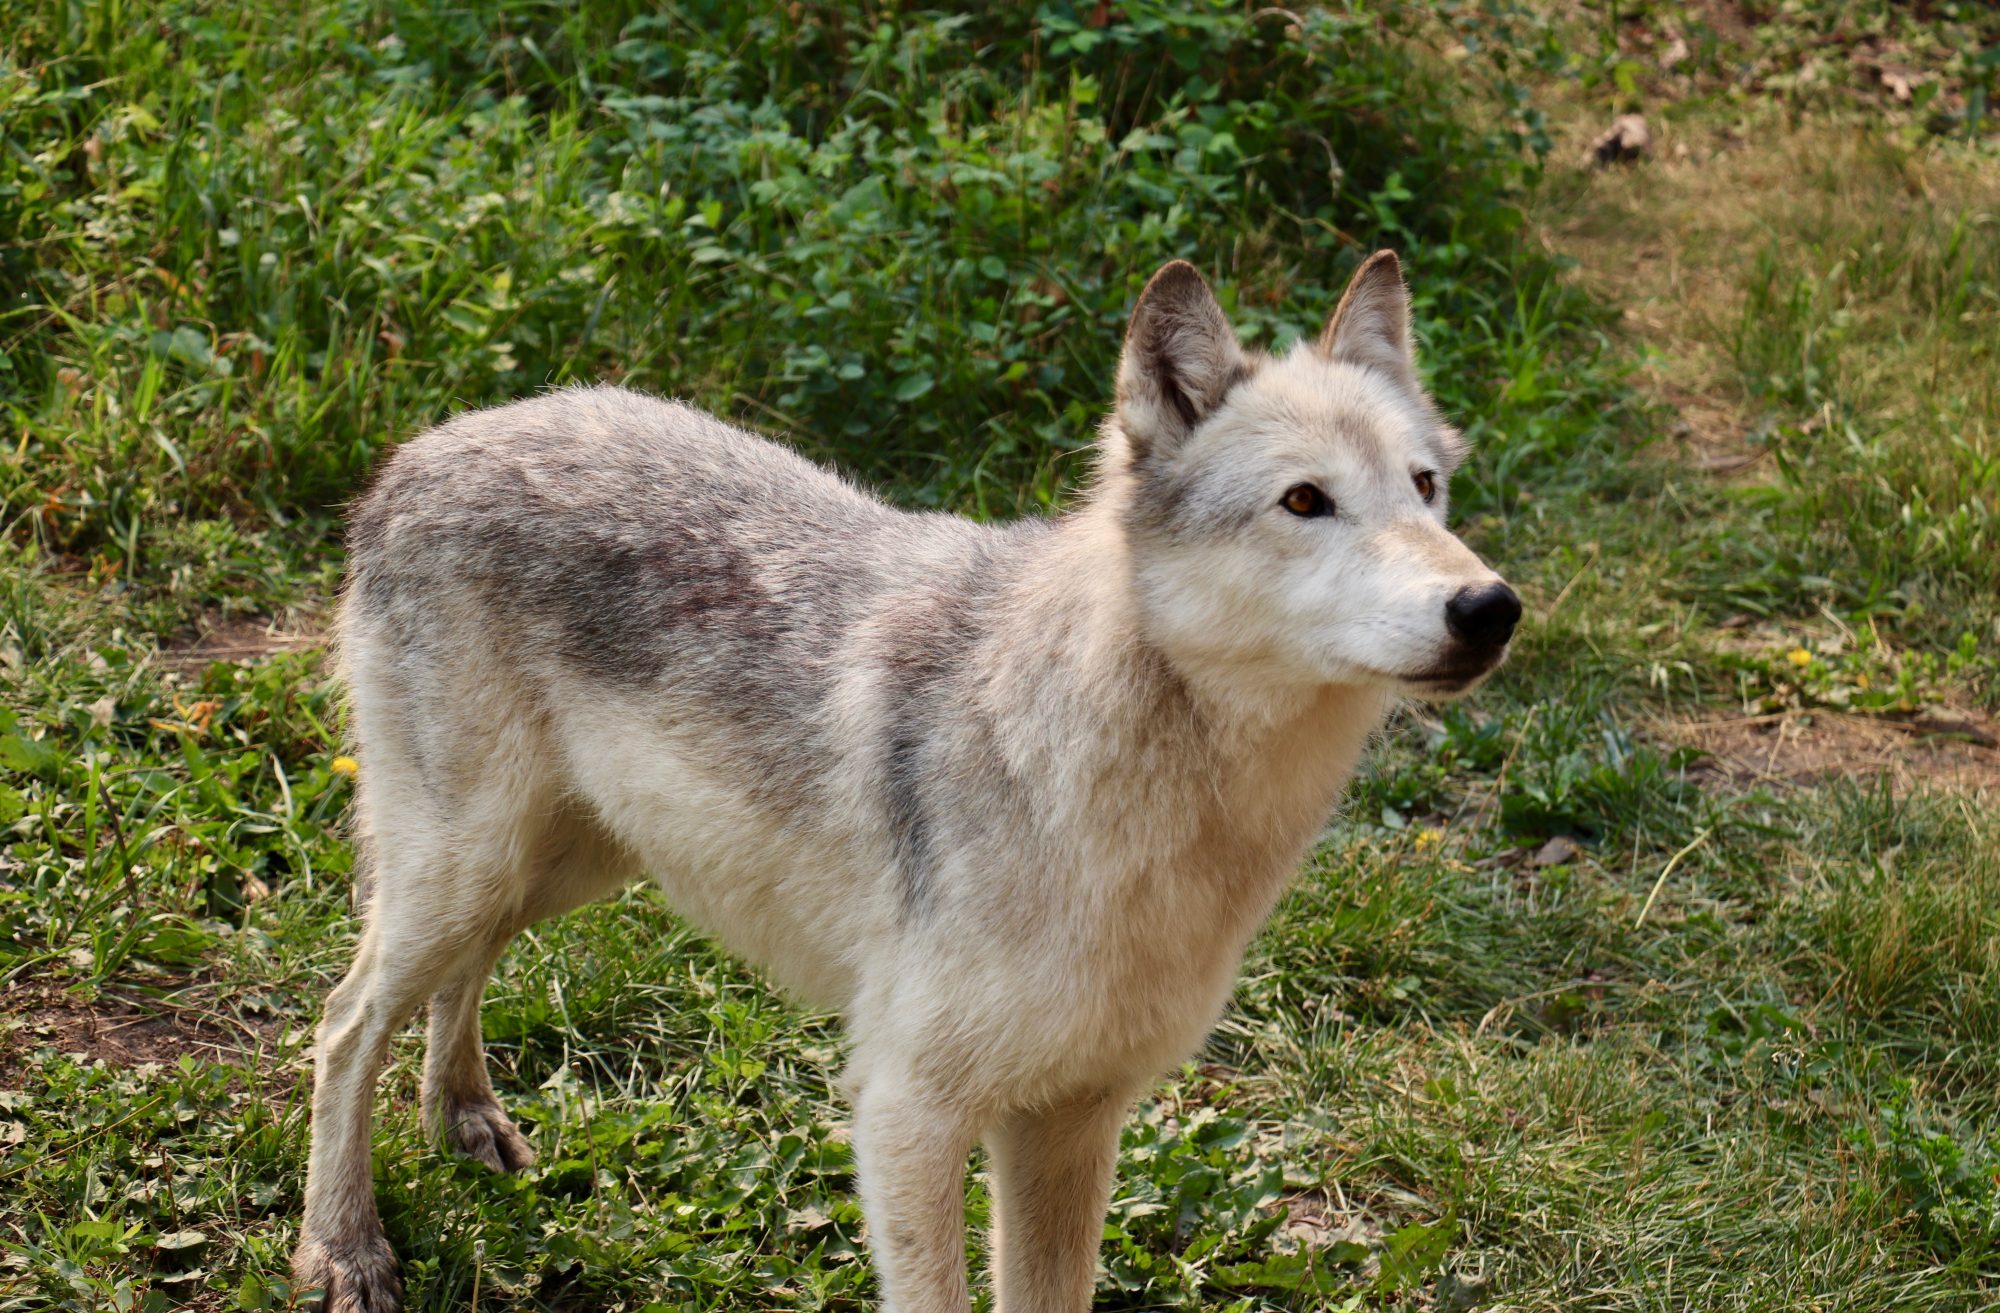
[1664,707,2000,797]
[0,979,288,1084]
[155,612,319,675]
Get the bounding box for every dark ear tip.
[1143,259,1209,294]
[1359,249,1403,279]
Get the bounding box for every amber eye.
[1281,483,1331,518]
[1413,470,1438,504]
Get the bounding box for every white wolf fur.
[293,251,1518,1313]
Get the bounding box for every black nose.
[1445,582,1521,650]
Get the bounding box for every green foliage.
[1854,1083,2000,1267]
[1352,701,1709,844]
[1,0,1575,572]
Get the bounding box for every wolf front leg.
[986,1088,1132,1313]
[852,1078,980,1313]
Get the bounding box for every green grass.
[1528,0,2000,684]
[3,1,2000,1310]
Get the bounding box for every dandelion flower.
[330,755,359,776]
[1786,647,1812,668]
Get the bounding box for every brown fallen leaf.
[1530,835,1581,868]
[1695,450,1765,474]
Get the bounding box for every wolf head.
[1104,252,1519,701]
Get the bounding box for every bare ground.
[154,612,320,676]
[0,977,289,1085]
[1664,706,2000,797]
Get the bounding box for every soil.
[155,612,319,674]
[1663,706,2000,797]
[0,977,288,1084]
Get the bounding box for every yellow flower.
[1415,827,1443,849]
[330,755,359,776]
[1786,647,1813,668]
[1855,672,1871,690]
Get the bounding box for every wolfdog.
[293,251,1520,1312]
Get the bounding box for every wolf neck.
[983,496,1393,894]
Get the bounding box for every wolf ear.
[1319,250,1416,387]
[1116,261,1247,458]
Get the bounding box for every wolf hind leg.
[421,809,636,1173]
[421,935,533,1173]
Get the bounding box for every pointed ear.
[1115,261,1247,457]
[1319,250,1416,387]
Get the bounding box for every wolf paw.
[292,1231,402,1313]
[440,1098,536,1173]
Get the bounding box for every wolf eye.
[1280,484,1331,518]
[1413,470,1438,503]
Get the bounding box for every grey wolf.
[292,250,1520,1312]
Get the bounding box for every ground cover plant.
[1,0,1997,1309]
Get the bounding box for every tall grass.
[1732,139,2000,638]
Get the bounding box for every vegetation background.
[2,0,1998,1308]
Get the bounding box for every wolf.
[292,250,1520,1313]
